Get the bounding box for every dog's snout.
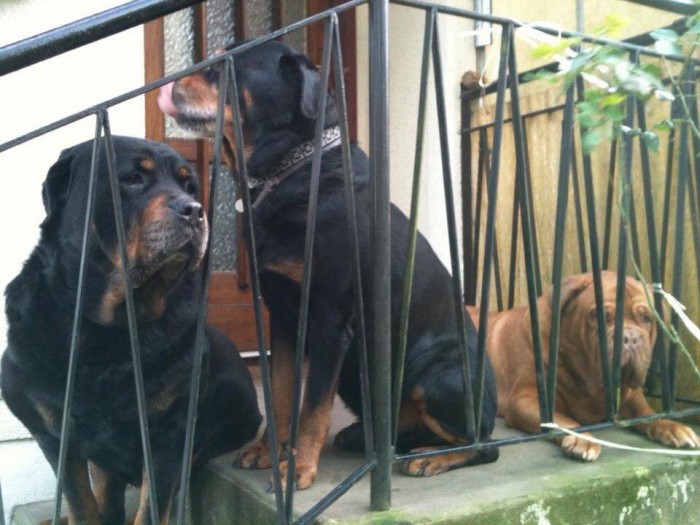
[172,197,204,226]
[623,331,640,347]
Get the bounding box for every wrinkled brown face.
[45,137,209,325]
[562,272,656,389]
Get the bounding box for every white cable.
[541,422,700,456]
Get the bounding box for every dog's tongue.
[158,82,178,117]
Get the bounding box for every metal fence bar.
[331,10,375,468]
[546,86,576,421]
[570,152,589,272]
[431,9,480,441]
[0,0,205,76]
[669,66,695,405]
[602,140,617,269]
[394,7,435,444]
[285,17,334,521]
[173,57,230,525]
[103,114,160,525]
[575,76,614,419]
[50,113,103,525]
[475,22,511,423]
[368,0,392,511]
[508,29,551,423]
[225,55,286,524]
[610,98,636,413]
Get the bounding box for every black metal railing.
[1,1,700,525]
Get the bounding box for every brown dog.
[468,271,700,461]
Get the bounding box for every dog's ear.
[41,147,75,227]
[542,273,593,316]
[280,52,321,119]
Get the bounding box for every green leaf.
[531,39,578,60]
[639,63,662,79]
[686,21,700,34]
[655,120,675,131]
[650,28,680,42]
[601,92,626,108]
[654,39,682,56]
[641,131,660,152]
[582,130,603,153]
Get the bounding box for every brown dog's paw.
[278,459,318,490]
[646,420,700,448]
[234,441,273,470]
[560,434,601,462]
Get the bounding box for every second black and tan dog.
[159,41,499,489]
[1,137,261,525]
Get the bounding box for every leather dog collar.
[236,126,342,211]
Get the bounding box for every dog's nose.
[623,331,640,347]
[172,198,204,226]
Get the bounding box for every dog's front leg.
[237,320,295,470]
[31,432,99,525]
[89,462,127,525]
[278,315,353,490]
[621,389,700,448]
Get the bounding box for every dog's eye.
[641,312,654,324]
[121,173,145,188]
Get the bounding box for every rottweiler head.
[41,136,208,325]
[157,40,337,180]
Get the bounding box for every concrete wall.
[0,1,145,520]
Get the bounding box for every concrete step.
[187,416,700,525]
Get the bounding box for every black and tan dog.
[158,41,498,489]
[1,137,261,525]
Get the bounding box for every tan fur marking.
[410,387,461,444]
[264,259,305,284]
[139,158,155,171]
[177,166,191,179]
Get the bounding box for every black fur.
[1,137,261,523]
[163,41,498,478]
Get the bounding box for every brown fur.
[468,271,700,461]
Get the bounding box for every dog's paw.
[234,441,273,470]
[401,456,452,477]
[560,434,601,462]
[646,420,700,448]
[278,459,318,490]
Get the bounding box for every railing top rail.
[0,0,205,77]
[394,0,693,63]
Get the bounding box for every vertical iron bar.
[226,56,286,523]
[432,14,478,439]
[546,86,575,420]
[472,129,489,302]
[103,113,160,525]
[0,476,4,525]
[635,57,670,410]
[507,175,520,310]
[331,14,375,459]
[368,0,392,512]
[475,22,511,430]
[659,117,677,279]
[394,8,435,444]
[669,67,694,404]
[508,32,550,423]
[285,18,333,520]
[521,123,542,296]
[571,152,588,272]
[462,96,475,306]
[52,113,103,525]
[174,59,229,525]
[602,139,617,269]
[611,97,635,413]
[576,76,614,418]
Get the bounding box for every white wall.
[0,1,145,521]
[356,2,478,271]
